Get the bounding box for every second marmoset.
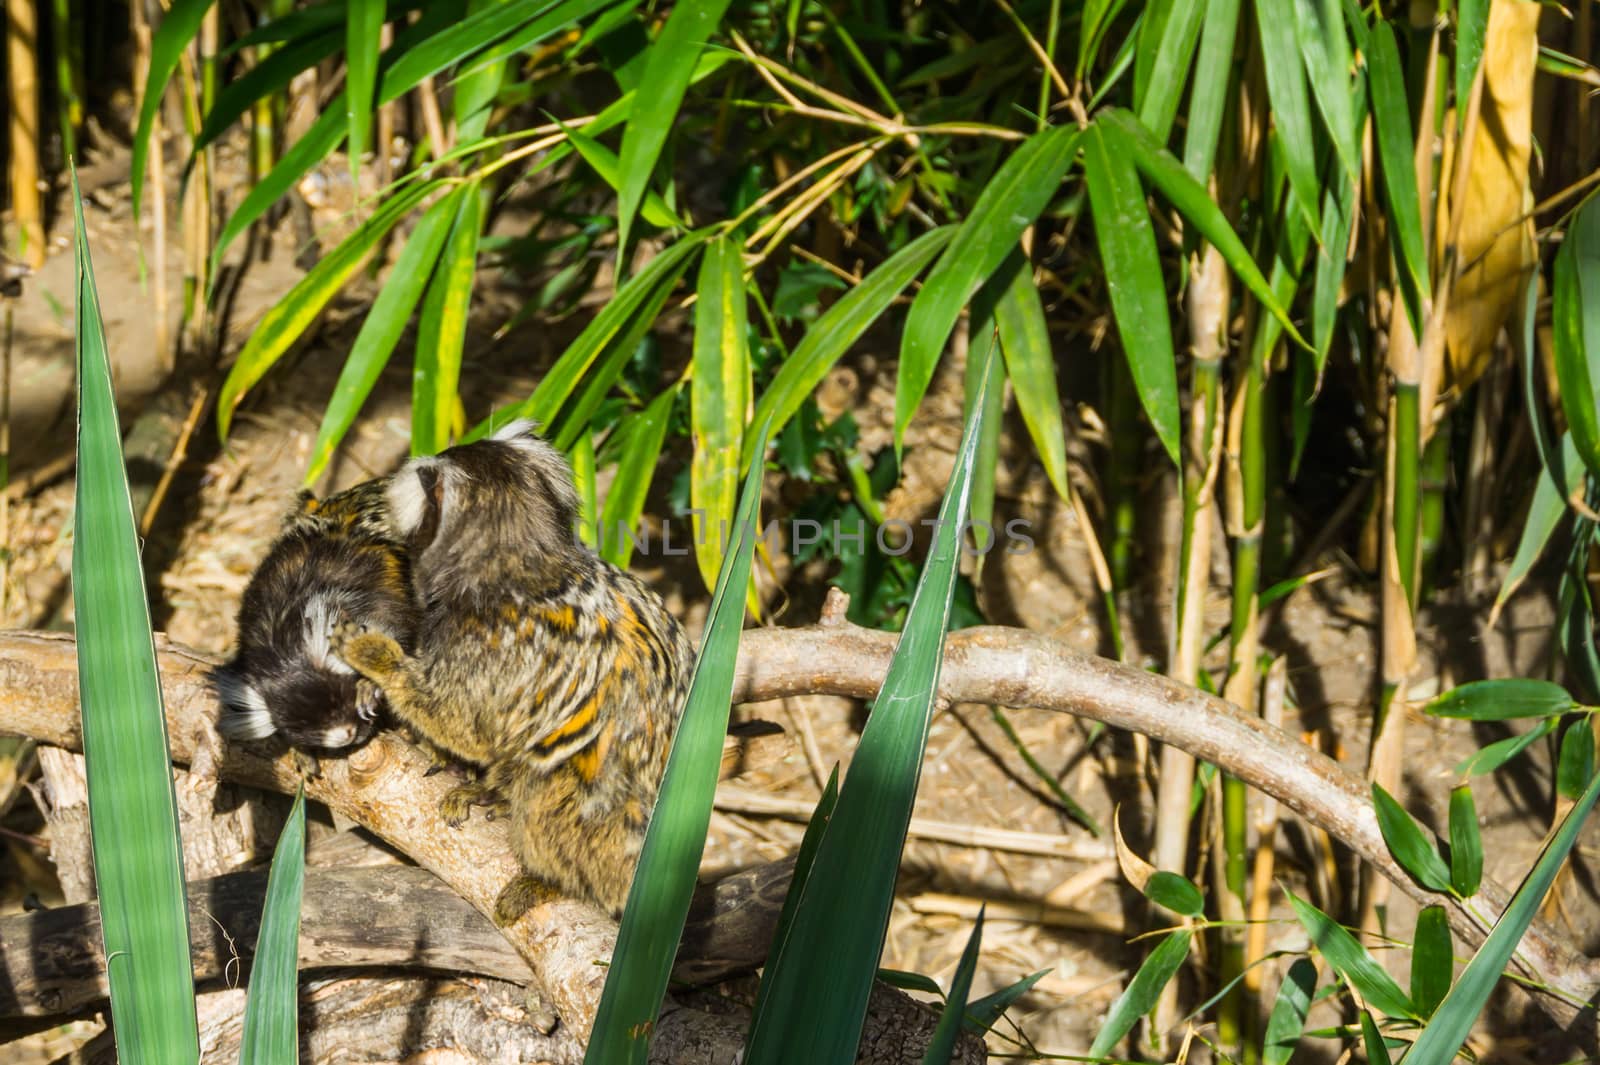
[330,420,695,921]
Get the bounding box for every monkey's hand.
[329,616,406,682]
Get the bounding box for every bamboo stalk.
[131,0,171,368]
[7,0,44,270]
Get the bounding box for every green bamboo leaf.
[1135,0,1205,143]
[750,766,840,1023]
[1253,0,1320,232]
[615,0,734,253]
[962,968,1049,1035]
[744,346,996,1065]
[1367,18,1429,337]
[1078,0,1130,78]
[1262,957,1317,1065]
[551,287,686,454]
[412,183,483,456]
[194,28,342,157]
[1292,0,1358,181]
[1360,1008,1394,1065]
[472,233,707,440]
[1495,434,1579,616]
[690,237,751,594]
[1145,870,1204,917]
[217,180,437,441]
[227,0,425,52]
[1411,905,1453,1021]
[992,249,1069,501]
[132,0,213,221]
[1448,785,1482,898]
[1310,165,1356,372]
[921,911,984,1065]
[1424,678,1576,721]
[1558,714,1596,801]
[1287,891,1415,1019]
[1082,121,1180,464]
[584,423,768,1065]
[1455,0,1489,124]
[71,165,200,1064]
[1181,0,1241,181]
[895,126,1080,451]
[1099,109,1308,349]
[559,118,683,229]
[238,787,307,1065]
[347,0,386,181]
[453,0,510,145]
[1405,766,1600,1064]
[1455,717,1559,778]
[747,226,955,469]
[599,385,678,567]
[1552,195,1600,483]
[1372,783,1454,895]
[571,429,598,548]
[304,188,458,484]
[962,320,1003,557]
[1087,930,1193,1058]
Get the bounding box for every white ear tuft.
[303,595,354,675]
[490,418,540,443]
[212,669,276,740]
[387,457,440,537]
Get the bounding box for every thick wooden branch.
[0,619,1595,1036]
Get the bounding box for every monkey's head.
[387,420,583,598]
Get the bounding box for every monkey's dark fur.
[212,479,418,751]
[330,421,694,921]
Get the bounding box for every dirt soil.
[0,132,1595,1065]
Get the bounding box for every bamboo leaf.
[599,385,678,567]
[1181,0,1241,182]
[615,0,734,253]
[1448,785,1482,898]
[1292,0,1358,181]
[218,181,436,441]
[744,346,996,1065]
[71,165,200,1064]
[194,28,342,158]
[1082,121,1179,464]
[1253,0,1320,231]
[921,912,985,1065]
[690,237,752,594]
[571,429,598,548]
[305,188,459,484]
[1360,1009,1394,1065]
[347,0,387,182]
[747,226,954,469]
[1552,194,1600,483]
[585,424,768,1065]
[1287,891,1415,1019]
[1410,905,1453,1021]
[1078,0,1130,78]
[1144,870,1204,917]
[412,184,483,456]
[1087,930,1193,1057]
[560,118,683,229]
[1405,766,1600,1064]
[992,250,1069,501]
[1262,958,1317,1065]
[1454,717,1559,778]
[1372,783,1454,895]
[895,126,1080,451]
[1558,714,1596,801]
[962,968,1049,1035]
[132,0,214,221]
[1423,678,1575,721]
[1455,0,1489,124]
[238,787,307,1065]
[1367,18,1430,337]
[1135,0,1205,143]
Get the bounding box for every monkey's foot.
[328,617,406,681]
[492,875,561,927]
[289,747,320,781]
[439,781,508,828]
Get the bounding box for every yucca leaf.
[920,911,984,1065]
[743,345,995,1065]
[217,180,437,441]
[1087,930,1193,1057]
[584,423,768,1065]
[963,968,1049,1035]
[615,0,734,254]
[346,0,386,181]
[895,126,1079,451]
[746,226,954,469]
[132,0,214,221]
[71,165,200,1064]
[304,188,459,485]
[1082,120,1179,464]
[599,385,678,567]
[412,183,483,456]
[238,787,307,1065]
[750,766,840,1023]
[1287,891,1415,1020]
[689,237,752,596]
[1405,765,1600,1064]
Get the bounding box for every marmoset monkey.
[212,478,419,751]
[329,420,695,921]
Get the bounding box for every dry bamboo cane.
[6,0,43,270]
